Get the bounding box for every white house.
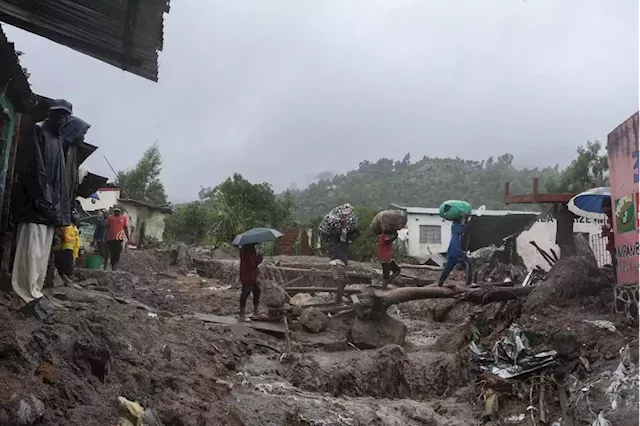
[78,186,120,212]
[391,204,540,258]
[77,186,173,247]
[116,199,173,246]
[391,204,606,270]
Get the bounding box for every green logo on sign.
[615,194,636,234]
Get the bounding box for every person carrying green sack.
[438,202,473,286]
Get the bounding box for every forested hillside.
[289,153,562,220]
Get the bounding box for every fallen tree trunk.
[369,284,534,313]
[399,264,443,271]
[464,286,534,304]
[372,286,461,304]
[286,286,364,295]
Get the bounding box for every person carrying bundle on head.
[438,214,473,287]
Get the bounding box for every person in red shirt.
[601,198,616,277]
[104,208,129,270]
[239,243,263,320]
[378,231,401,289]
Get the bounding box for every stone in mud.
[0,395,45,426]
[289,293,312,307]
[35,362,57,384]
[350,314,407,349]
[262,282,289,308]
[299,307,329,333]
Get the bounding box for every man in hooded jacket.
[11,99,72,316]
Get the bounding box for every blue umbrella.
[232,227,283,246]
[568,187,611,219]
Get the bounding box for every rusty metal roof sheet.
[0,0,170,82]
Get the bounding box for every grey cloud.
[5,0,638,202]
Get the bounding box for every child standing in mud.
[239,243,263,320]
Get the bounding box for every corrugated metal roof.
[0,24,33,110]
[118,198,173,214]
[0,0,170,82]
[390,203,540,217]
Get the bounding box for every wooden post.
[504,182,511,205]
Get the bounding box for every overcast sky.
[4,0,639,202]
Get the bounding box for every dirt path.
[0,249,635,425]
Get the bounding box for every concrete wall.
[607,112,639,287]
[404,213,450,259]
[404,211,602,268]
[517,216,602,270]
[78,188,120,212]
[116,201,167,246]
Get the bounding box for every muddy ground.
[0,249,636,425]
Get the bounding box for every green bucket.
[85,255,103,270]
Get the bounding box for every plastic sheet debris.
[117,396,144,426]
[583,320,617,333]
[205,285,232,291]
[147,312,158,319]
[504,413,526,422]
[605,344,638,410]
[591,411,611,426]
[470,324,558,379]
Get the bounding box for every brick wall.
[276,228,312,256]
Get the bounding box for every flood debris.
[470,324,558,379]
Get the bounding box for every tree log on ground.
[464,286,534,304]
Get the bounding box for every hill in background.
[289,153,561,221]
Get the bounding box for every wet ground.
[0,249,635,425]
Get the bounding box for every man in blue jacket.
[438,215,473,286]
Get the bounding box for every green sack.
[439,200,472,221]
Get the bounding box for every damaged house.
[78,186,172,247]
[390,203,603,270]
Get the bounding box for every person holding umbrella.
[232,228,283,320]
[238,243,263,320]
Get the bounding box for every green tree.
[166,174,296,244]
[164,202,213,244]
[205,173,295,242]
[115,142,168,205]
[545,141,609,193]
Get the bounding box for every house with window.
[390,204,605,269]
